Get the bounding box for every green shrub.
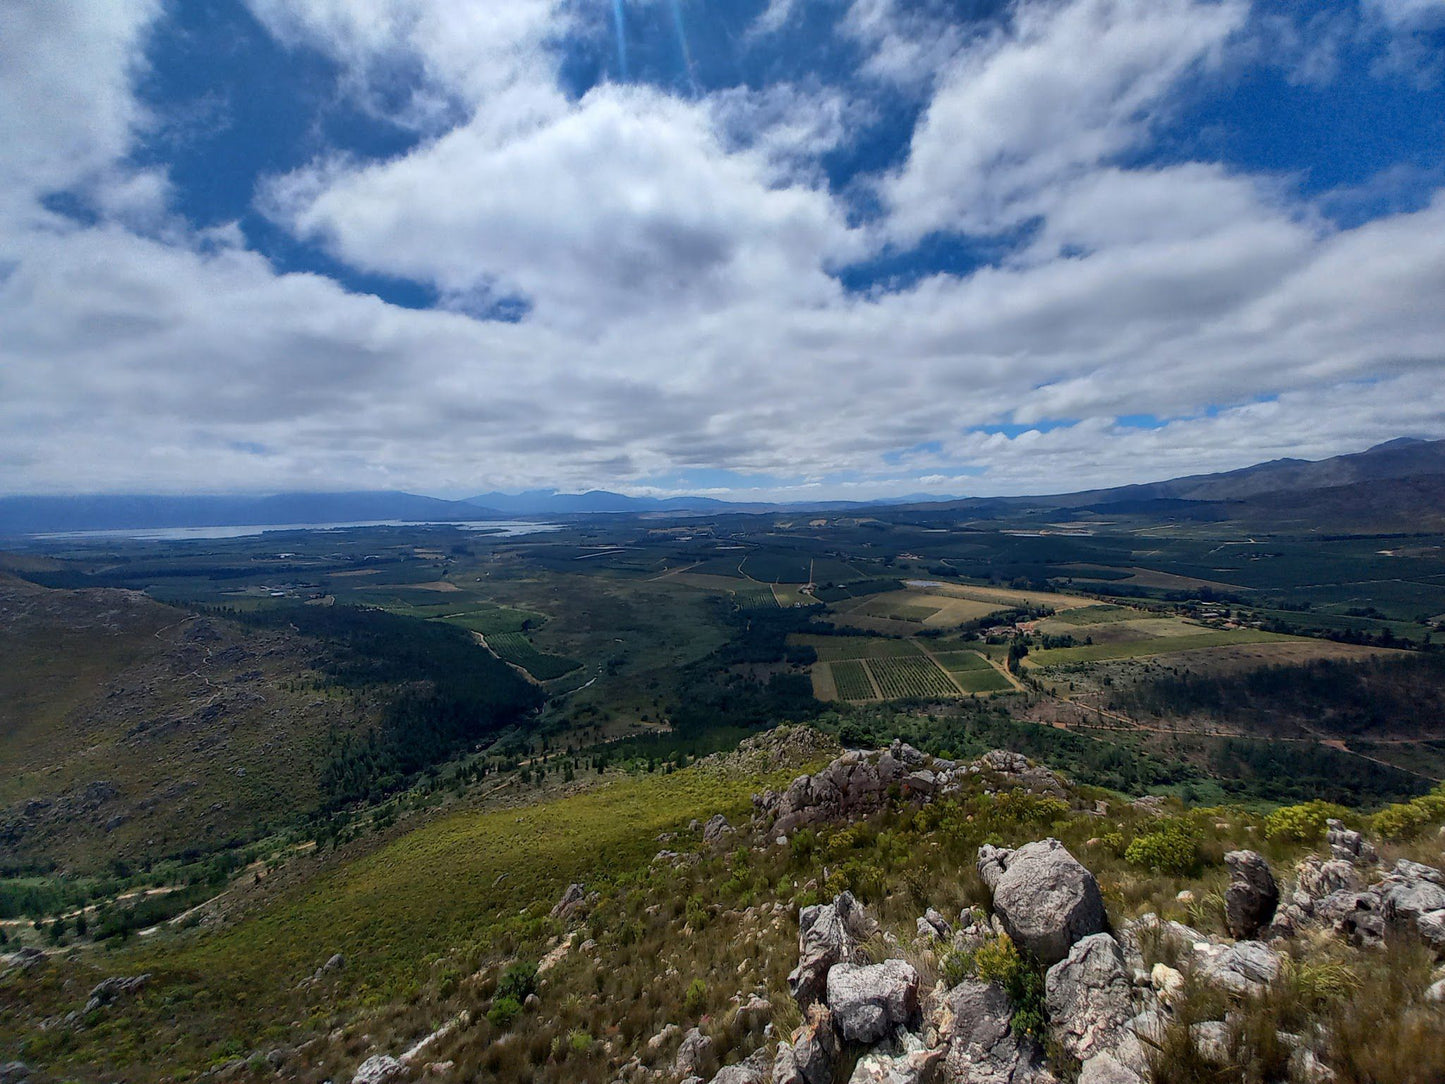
[487,995,523,1029]
[974,935,1046,1040]
[497,960,537,1003]
[683,977,707,1016]
[1371,785,1445,840]
[1125,819,1202,876]
[1265,800,1351,842]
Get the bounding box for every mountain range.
[2,437,1442,536]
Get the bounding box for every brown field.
[900,580,1098,612]
[1129,638,1405,674]
[810,661,838,701]
[666,572,752,592]
[397,580,462,592]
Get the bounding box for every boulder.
[703,814,735,845]
[709,1048,771,1084]
[827,960,920,1044]
[986,839,1107,966]
[848,1032,941,1084]
[1078,1053,1145,1084]
[676,1028,715,1078]
[1044,933,1134,1063]
[550,883,586,919]
[937,979,1055,1084]
[1198,941,1280,997]
[1417,910,1445,956]
[977,844,1013,892]
[353,1055,405,1084]
[83,974,150,1015]
[1326,819,1376,862]
[0,1064,31,1084]
[1189,1022,1231,1065]
[773,1005,837,1084]
[1224,851,1278,939]
[788,892,874,1006]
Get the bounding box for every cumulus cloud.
[0,0,1443,501]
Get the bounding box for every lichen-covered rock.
[826,960,920,1044]
[352,1055,405,1084]
[847,1032,941,1084]
[550,882,586,919]
[1326,819,1376,862]
[1224,851,1278,939]
[937,979,1056,1084]
[1045,933,1134,1063]
[1078,1052,1145,1084]
[703,814,734,845]
[987,839,1107,966]
[83,974,150,1015]
[708,1049,770,1084]
[977,844,1013,892]
[774,1005,837,1084]
[1198,941,1280,997]
[676,1027,715,1078]
[788,892,874,1006]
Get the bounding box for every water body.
[31,520,563,542]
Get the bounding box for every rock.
[646,1023,680,1054]
[1149,963,1184,1002]
[1224,851,1279,939]
[1417,910,1445,956]
[1326,819,1376,862]
[84,973,150,1015]
[311,952,346,981]
[848,1032,941,1084]
[1045,933,1134,1063]
[1294,858,1358,906]
[709,1048,770,1084]
[1380,877,1445,931]
[774,1005,837,1084]
[1189,1021,1231,1064]
[550,882,586,919]
[1198,941,1280,997]
[1425,977,1445,1002]
[352,1055,405,1084]
[1290,1047,1336,1083]
[826,960,920,1044]
[1078,1052,1145,1084]
[938,979,1055,1084]
[977,844,1013,892]
[788,892,874,1006]
[986,839,1107,966]
[703,814,735,845]
[676,1028,714,1078]
[0,1064,31,1084]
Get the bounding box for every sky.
[1,0,1443,502]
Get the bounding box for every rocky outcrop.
[1224,851,1278,939]
[703,814,735,845]
[788,891,874,1006]
[1197,941,1280,997]
[847,1033,941,1084]
[676,1028,715,1079]
[983,839,1107,966]
[774,1005,837,1084]
[550,882,586,919]
[755,744,1065,837]
[937,979,1056,1083]
[826,960,920,1044]
[1045,934,1134,1064]
[708,1048,770,1084]
[1326,818,1377,863]
[352,1055,404,1084]
[84,974,150,1015]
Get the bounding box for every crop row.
[867,656,958,699]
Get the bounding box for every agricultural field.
[437,604,547,635]
[1026,628,1294,667]
[930,650,994,672]
[867,655,960,699]
[485,631,583,681]
[789,635,923,661]
[954,668,1015,694]
[828,659,878,701]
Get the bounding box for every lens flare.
[669,0,698,95]
[611,0,629,79]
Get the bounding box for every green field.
[954,668,1014,694]
[486,631,583,680]
[930,650,993,672]
[1043,604,1147,626]
[733,586,781,610]
[438,605,547,635]
[868,656,958,699]
[1027,628,1294,666]
[791,635,923,661]
[829,659,877,700]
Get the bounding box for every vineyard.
[932,650,992,672]
[829,659,877,701]
[867,656,959,699]
[795,636,923,662]
[732,587,780,610]
[954,668,1013,693]
[486,632,583,681]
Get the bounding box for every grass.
[953,669,1014,694]
[1027,629,1295,667]
[438,605,547,636]
[931,650,993,672]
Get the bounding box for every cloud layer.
[1,0,1443,499]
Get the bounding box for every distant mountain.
[0,491,503,536]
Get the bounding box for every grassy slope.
[1,757,822,1079]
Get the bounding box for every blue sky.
[1,0,1443,499]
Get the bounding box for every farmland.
[828,659,877,700]
[868,655,960,699]
[485,631,583,681]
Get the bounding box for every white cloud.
[883,0,1246,243]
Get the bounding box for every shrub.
[487,995,523,1029]
[683,977,707,1016]
[1370,785,1445,840]
[1265,800,1351,843]
[974,935,1046,1040]
[1125,819,1202,876]
[497,961,537,1003]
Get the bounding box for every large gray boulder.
[709,1049,770,1084]
[986,839,1107,966]
[788,892,874,1005]
[1198,941,1280,997]
[937,979,1056,1084]
[773,1005,837,1084]
[1044,934,1134,1063]
[1078,1053,1145,1084]
[827,960,920,1044]
[1224,851,1278,939]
